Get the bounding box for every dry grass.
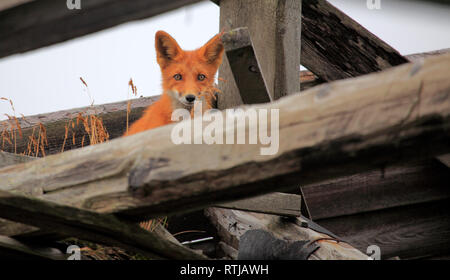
[126,78,138,135]
[1,97,48,157]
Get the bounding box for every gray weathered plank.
[217,0,302,109]
[0,190,207,260]
[302,159,450,220]
[0,235,65,260]
[0,151,34,168]
[319,199,450,259]
[0,0,202,59]
[216,192,301,217]
[0,96,158,156]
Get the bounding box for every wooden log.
[300,0,408,81]
[0,151,34,168]
[0,53,449,223]
[0,0,202,59]
[215,192,301,217]
[0,190,207,260]
[0,235,66,260]
[0,0,33,11]
[0,51,443,157]
[204,208,368,260]
[221,27,272,104]
[217,0,302,109]
[318,199,450,259]
[302,159,450,220]
[0,96,157,156]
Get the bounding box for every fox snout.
[184,94,196,103]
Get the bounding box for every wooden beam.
[221,27,272,104]
[0,96,157,156]
[300,0,408,81]
[0,53,449,223]
[1,50,445,157]
[0,0,202,59]
[215,192,301,217]
[0,235,65,260]
[0,190,207,260]
[302,159,450,220]
[0,151,34,168]
[0,0,33,11]
[217,0,302,109]
[204,208,368,260]
[319,199,450,259]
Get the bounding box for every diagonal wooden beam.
[0,0,202,59]
[0,53,448,224]
[0,190,207,260]
[0,235,65,260]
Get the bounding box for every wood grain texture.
[0,151,34,168]
[216,192,301,217]
[204,207,368,260]
[302,159,450,220]
[300,0,408,81]
[319,199,450,259]
[0,190,207,260]
[0,0,202,59]
[0,96,158,155]
[217,0,301,109]
[0,53,448,223]
[0,235,65,260]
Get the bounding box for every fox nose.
[185,94,196,103]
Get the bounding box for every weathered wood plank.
[0,96,158,156]
[0,0,202,59]
[302,159,450,220]
[1,50,444,157]
[215,192,301,217]
[318,199,450,259]
[221,27,272,104]
[0,53,449,222]
[300,0,408,81]
[204,208,368,260]
[0,190,207,260]
[0,0,33,11]
[0,235,65,260]
[217,0,302,109]
[0,151,34,168]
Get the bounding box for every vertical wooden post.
[217,0,302,109]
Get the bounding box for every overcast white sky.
[0,0,449,119]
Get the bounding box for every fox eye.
[173,74,182,81]
[197,74,206,81]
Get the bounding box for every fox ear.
[200,33,224,67]
[155,31,182,68]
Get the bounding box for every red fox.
[125,31,224,136]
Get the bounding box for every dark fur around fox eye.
[197,74,206,81]
[173,74,182,80]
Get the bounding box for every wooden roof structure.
[0,0,449,260]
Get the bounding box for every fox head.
[155,30,224,109]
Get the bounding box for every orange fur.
[125,31,224,136]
